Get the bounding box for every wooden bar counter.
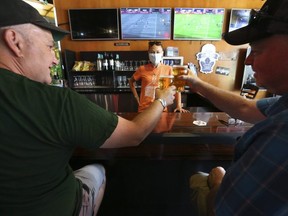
[73,112,253,161]
[71,112,253,216]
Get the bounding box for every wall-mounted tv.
[173,8,225,40]
[68,8,119,40]
[120,7,172,40]
[228,9,251,32]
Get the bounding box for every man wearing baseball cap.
[0,0,176,215]
[185,0,288,215]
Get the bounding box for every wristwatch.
[156,98,167,110]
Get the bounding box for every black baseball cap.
[223,0,288,45]
[0,0,69,41]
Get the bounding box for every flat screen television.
[228,9,251,32]
[173,8,225,40]
[120,7,172,40]
[68,8,119,40]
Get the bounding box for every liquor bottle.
[96,53,103,71]
[114,54,121,71]
[109,53,114,70]
[102,52,109,71]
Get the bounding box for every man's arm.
[181,75,266,123]
[101,86,176,148]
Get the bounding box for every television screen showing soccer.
[173,8,225,40]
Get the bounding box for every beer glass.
[172,65,188,92]
[158,75,174,90]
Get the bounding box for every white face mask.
[149,53,163,66]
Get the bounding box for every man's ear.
[2,29,24,57]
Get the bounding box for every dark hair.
[148,41,162,46]
[148,41,163,50]
[149,41,163,46]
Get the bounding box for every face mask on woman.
[149,53,163,66]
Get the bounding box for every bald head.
[0,24,58,84]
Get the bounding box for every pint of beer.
[158,75,174,89]
[172,65,188,92]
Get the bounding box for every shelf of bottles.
[66,51,147,91]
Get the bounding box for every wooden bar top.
[118,112,252,136]
[72,112,253,161]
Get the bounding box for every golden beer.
[158,75,174,89]
[172,65,188,92]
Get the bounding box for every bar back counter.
[64,49,225,114]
